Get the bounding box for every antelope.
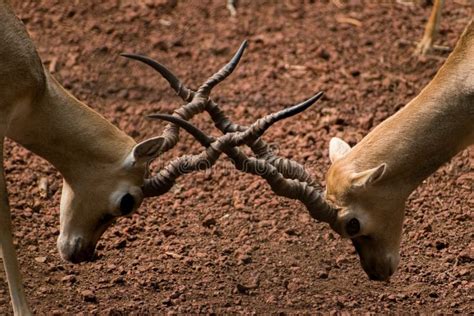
[414,0,444,56]
[147,19,473,282]
[324,19,473,280]
[0,2,324,314]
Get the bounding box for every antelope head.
[325,137,402,281]
[57,41,252,263]
[56,134,165,263]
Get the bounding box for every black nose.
[366,264,394,281]
[59,237,95,263]
[67,248,95,263]
[368,271,390,281]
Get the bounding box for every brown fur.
[326,19,474,281]
[0,2,156,314]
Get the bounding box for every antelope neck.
[6,72,136,184]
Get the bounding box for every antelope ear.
[329,137,351,163]
[351,163,386,188]
[131,137,165,165]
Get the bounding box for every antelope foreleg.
[0,137,31,315]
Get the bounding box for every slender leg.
[0,138,31,315]
[414,0,444,56]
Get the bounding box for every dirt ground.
[1,0,473,314]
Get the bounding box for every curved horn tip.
[237,40,249,55]
[146,113,213,147]
[271,90,325,122]
[146,113,173,120]
[147,113,170,119]
[120,53,157,64]
[230,40,249,63]
[120,52,140,58]
[307,91,324,103]
[297,90,325,110]
[314,91,324,98]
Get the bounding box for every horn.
[147,95,338,227]
[124,41,335,227]
[121,40,248,157]
[124,45,319,186]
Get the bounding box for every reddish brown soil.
[1,0,473,314]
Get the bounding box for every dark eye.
[345,218,360,237]
[120,193,135,215]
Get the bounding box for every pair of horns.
[121,41,337,227]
